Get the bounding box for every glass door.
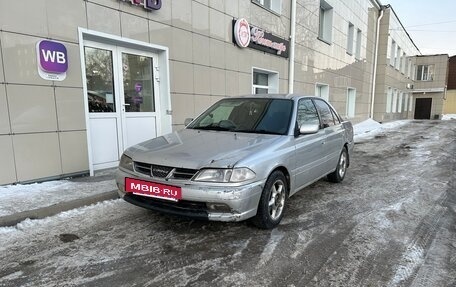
[119,49,159,149]
[84,44,123,170]
[83,42,159,171]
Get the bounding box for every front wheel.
[252,171,288,229]
[327,147,348,183]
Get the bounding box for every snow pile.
[352,118,382,135]
[0,176,116,217]
[442,114,456,120]
[353,119,410,142]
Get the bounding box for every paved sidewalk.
[0,169,119,227]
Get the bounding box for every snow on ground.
[0,119,412,218]
[353,118,410,142]
[0,174,116,217]
[442,114,456,120]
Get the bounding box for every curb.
[0,190,119,228]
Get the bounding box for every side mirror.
[299,124,319,135]
[184,118,193,126]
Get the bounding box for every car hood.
[125,129,284,169]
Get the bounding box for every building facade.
[444,55,456,114]
[0,0,451,186]
[0,0,386,185]
[372,5,420,122]
[412,54,449,119]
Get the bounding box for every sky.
[385,0,456,56]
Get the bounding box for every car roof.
[226,94,321,101]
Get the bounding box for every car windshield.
[187,98,293,135]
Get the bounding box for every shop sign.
[232,18,289,58]
[36,40,68,81]
[120,0,162,11]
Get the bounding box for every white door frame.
[78,28,172,176]
[117,46,161,149]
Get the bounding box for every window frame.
[346,22,354,55]
[315,83,330,102]
[416,64,434,81]
[318,0,333,44]
[251,0,282,15]
[252,67,279,94]
[355,28,362,59]
[346,87,356,118]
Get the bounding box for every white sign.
[233,18,251,48]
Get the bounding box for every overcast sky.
[385,0,456,56]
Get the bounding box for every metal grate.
[151,165,173,178]
[133,162,198,180]
[134,162,152,176]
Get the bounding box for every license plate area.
[125,177,182,202]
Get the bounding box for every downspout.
[288,0,297,94]
[370,6,384,119]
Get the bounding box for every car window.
[188,98,293,135]
[313,99,335,127]
[297,99,320,127]
[330,107,341,124]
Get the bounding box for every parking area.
[0,120,455,287]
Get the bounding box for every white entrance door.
[84,42,160,170]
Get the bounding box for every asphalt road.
[0,120,455,287]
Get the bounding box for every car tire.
[327,147,348,183]
[252,171,288,229]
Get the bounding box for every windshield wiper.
[255,129,283,135]
[192,126,232,131]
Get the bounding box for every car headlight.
[119,154,134,171]
[194,168,255,183]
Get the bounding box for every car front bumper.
[116,169,265,222]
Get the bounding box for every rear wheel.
[327,147,348,183]
[252,171,288,229]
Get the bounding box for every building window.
[355,29,362,59]
[252,0,281,14]
[398,92,403,112]
[346,88,356,118]
[389,39,396,66]
[392,89,398,113]
[386,87,392,113]
[409,94,413,111]
[404,93,409,112]
[315,83,329,101]
[401,53,406,74]
[407,59,412,78]
[318,0,333,44]
[416,65,434,81]
[252,68,279,94]
[395,46,401,70]
[347,22,354,55]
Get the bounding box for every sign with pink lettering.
[119,0,162,11]
[232,19,290,58]
[36,40,68,81]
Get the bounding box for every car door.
[293,98,327,193]
[313,99,344,174]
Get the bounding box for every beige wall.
[373,8,419,122]
[0,1,88,184]
[412,92,445,119]
[444,90,456,114]
[0,0,381,184]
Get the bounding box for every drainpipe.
[370,6,384,119]
[288,0,297,94]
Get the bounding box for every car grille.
[133,162,198,180]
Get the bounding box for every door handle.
[122,103,130,106]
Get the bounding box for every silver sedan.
[116,95,354,229]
